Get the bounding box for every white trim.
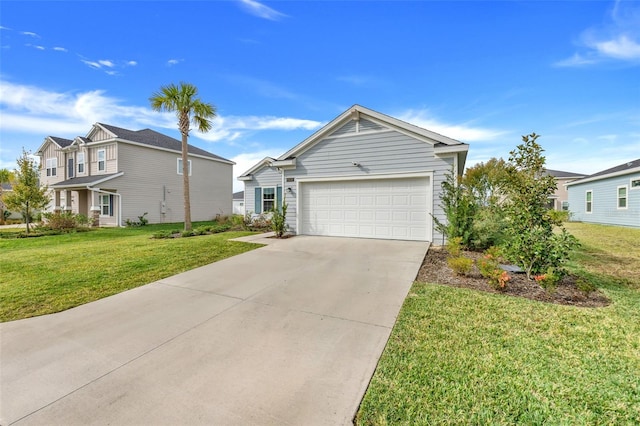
[238,157,276,178]
[295,171,434,241]
[277,105,465,161]
[77,152,85,174]
[617,185,628,210]
[261,186,276,212]
[328,128,395,140]
[585,190,593,214]
[630,177,640,190]
[177,158,192,176]
[45,157,58,177]
[566,166,640,186]
[97,149,106,172]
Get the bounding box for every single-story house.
[544,169,586,211]
[566,159,640,227]
[238,105,469,243]
[37,123,234,226]
[232,191,245,215]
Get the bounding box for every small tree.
[433,171,478,248]
[3,150,50,234]
[501,133,578,279]
[0,168,14,225]
[271,199,288,238]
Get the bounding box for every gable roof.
[35,136,74,155]
[233,191,244,200]
[544,169,586,178]
[94,123,233,163]
[277,104,467,161]
[566,159,640,187]
[238,105,469,179]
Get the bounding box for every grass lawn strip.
[356,223,640,425]
[1,223,259,322]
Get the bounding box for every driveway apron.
[1,236,429,425]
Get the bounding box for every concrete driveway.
[1,235,429,425]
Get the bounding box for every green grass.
[356,223,640,425]
[0,222,260,322]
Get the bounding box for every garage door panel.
[300,177,430,241]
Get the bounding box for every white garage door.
[299,176,430,241]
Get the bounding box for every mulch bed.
[417,247,610,307]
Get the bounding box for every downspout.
[87,186,123,227]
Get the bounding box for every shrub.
[271,202,289,237]
[41,211,78,230]
[576,278,597,296]
[447,256,473,276]
[471,207,507,250]
[433,172,478,248]
[477,248,510,290]
[446,236,464,257]
[534,268,562,293]
[125,212,149,227]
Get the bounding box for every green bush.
[125,212,148,227]
[41,211,78,230]
[534,268,562,293]
[447,256,473,276]
[471,207,507,250]
[445,236,463,257]
[271,202,289,237]
[433,172,478,248]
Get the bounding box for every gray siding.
[112,143,232,224]
[282,129,454,241]
[244,167,282,215]
[90,144,118,175]
[568,173,640,227]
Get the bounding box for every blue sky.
[1,0,638,191]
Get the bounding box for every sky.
[1,0,638,192]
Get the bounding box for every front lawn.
[0,222,259,322]
[356,223,640,424]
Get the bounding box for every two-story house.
[36,123,234,226]
[544,169,586,211]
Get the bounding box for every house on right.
[566,159,640,227]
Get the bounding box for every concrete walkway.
[1,236,429,425]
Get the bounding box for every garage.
[299,176,431,241]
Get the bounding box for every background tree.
[3,150,50,234]
[433,171,478,248]
[0,168,14,224]
[462,158,509,249]
[501,133,577,279]
[150,82,216,231]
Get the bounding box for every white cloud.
[0,80,323,148]
[397,109,506,142]
[238,0,287,21]
[53,46,67,52]
[231,150,282,191]
[593,34,640,60]
[81,59,102,69]
[556,1,640,66]
[26,44,45,50]
[21,31,39,38]
[167,59,182,66]
[98,59,115,68]
[126,60,137,66]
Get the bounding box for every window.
[77,152,85,174]
[46,158,57,177]
[97,149,106,172]
[631,178,640,189]
[68,158,74,178]
[99,194,113,216]
[262,187,275,212]
[561,201,569,211]
[617,186,628,209]
[177,158,192,176]
[585,191,592,213]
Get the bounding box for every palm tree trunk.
[181,132,192,231]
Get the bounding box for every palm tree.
[150,82,216,231]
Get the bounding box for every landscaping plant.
[501,133,579,280]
